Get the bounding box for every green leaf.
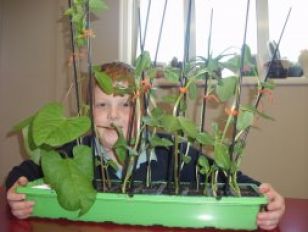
[72,145,93,180]
[64,8,74,16]
[92,65,101,72]
[161,95,178,104]
[89,0,108,11]
[222,55,240,73]
[151,107,165,118]
[106,160,119,171]
[215,76,237,102]
[113,86,134,96]
[234,141,245,157]
[135,51,152,77]
[188,82,197,100]
[179,100,187,112]
[198,155,209,169]
[41,150,65,189]
[196,132,214,146]
[207,56,221,74]
[94,71,113,95]
[159,115,181,133]
[12,115,34,132]
[240,105,275,121]
[242,44,254,66]
[112,124,127,165]
[142,116,159,127]
[181,153,192,164]
[126,146,138,156]
[22,126,41,165]
[163,67,181,82]
[214,142,231,171]
[32,103,91,147]
[236,110,254,131]
[149,135,173,148]
[178,116,198,139]
[256,110,275,121]
[41,150,96,216]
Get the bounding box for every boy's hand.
[257,183,285,230]
[7,176,34,219]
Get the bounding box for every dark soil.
[96,181,260,197]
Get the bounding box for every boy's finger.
[12,207,33,219]
[10,201,34,211]
[17,177,28,186]
[7,191,26,201]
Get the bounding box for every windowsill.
[242,76,308,86]
[153,76,308,88]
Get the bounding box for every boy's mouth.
[96,124,124,130]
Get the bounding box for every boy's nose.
[107,106,119,121]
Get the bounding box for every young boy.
[6,62,285,230]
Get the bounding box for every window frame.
[119,0,300,78]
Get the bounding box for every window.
[136,0,185,64]
[121,0,308,74]
[195,0,257,58]
[135,0,257,65]
[268,0,308,63]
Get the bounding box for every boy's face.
[93,85,132,151]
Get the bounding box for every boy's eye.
[96,103,106,108]
[122,101,132,107]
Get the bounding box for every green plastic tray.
[17,179,267,230]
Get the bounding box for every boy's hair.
[100,62,135,87]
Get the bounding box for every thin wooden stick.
[154,0,168,66]
[235,7,292,161]
[68,0,81,115]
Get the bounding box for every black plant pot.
[265,60,288,78]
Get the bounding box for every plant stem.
[121,94,142,193]
[172,77,195,116]
[221,100,237,142]
[203,174,208,195]
[180,142,190,171]
[173,134,179,194]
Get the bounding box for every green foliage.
[188,82,197,100]
[215,76,237,102]
[135,51,152,77]
[21,126,42,165]
[159,115,181,133]
[41,146,96,216]
[237,110,254,131]
[112,124,128,165]
[149,135,173,148]
[178,116,198,139]
[222,44,257,75]
[196,132,214,146]
[65,0,108,48]
[14,0,276,203]
[89,0,108,11]
[163,67,181,82]
[240,105,275,121]
[94,70,113,94]
[214,142,231,171]
[12,115,34,132]
[198,155,210,174]
[181,153,192,164]
[32,103,90,147]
